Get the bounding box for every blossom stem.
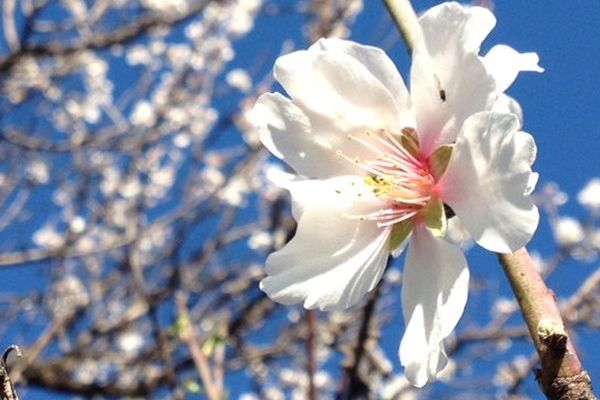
[497,249,596,399]
[381,0,420,53]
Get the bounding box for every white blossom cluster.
[537,179,600,261]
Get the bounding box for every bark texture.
[498,249,596,399]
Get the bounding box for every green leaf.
[184,380,203,394]
[171,314,190,338]
[202,333,227,356]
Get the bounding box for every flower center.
[337,127,438,228]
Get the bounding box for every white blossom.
[27,160,50,184]
[253,2,541,387]
[142,0,188,13]
[577,178,600,214]
[554,217,585,247]
[173,132,192,148]
[130,100,157,127]
[46,275,90,318]
[33,224,64,249]
[248,230,273,251]
[69,216,87,234]
[117,331,145,356]
[226,68,253,93]
[126,45,152,66]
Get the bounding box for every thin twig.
[176,293,222,400]
[2,0,20,52]
[337,282,383,399]
[381,0,420,54]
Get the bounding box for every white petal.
[439,112,539,253]
[274,41,402,132]
[419,3,496,55]
[274,175,384,221]
[254,93,364,178]
[254,93,309,163]
[260,177,391,311]
[492,94,523,127]
[314,38,414,127]
[483,45,543,93]
[411,3,496,154]
[399,225,469,387]
[446,217,474,250]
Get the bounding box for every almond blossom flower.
[253,2,541,387]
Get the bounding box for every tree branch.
[381,0,420,53]
[1,346,21,400]
[498,249,596,399]
[306,309,317,400]
[337,281,383,399]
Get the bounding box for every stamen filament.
[336,127,436,230]
[377,211,418,227]
[378,129,421,166]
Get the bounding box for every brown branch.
[306,0,356,43]
[498,248,596,399]
[23,358,167,397]
[0,232,136,267]
[337,281,383,399]
[306,309,317,400]
[1,346,21,400]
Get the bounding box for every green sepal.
[389,218,414,255]
[400,127,420,159]
[171,313,190,338]
[421,197,447,237]
[428,144,453,180]
[184,380,203,394]
[202,332,227,356]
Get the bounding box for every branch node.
[1,345,21,400]
[1,346,21,372]
[548,371,596,400]
[537,319,568,352]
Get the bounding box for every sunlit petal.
[439,112,539,253]
[400,225,469,387]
